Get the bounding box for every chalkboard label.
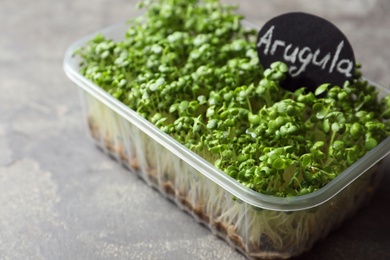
[257,12,356,92]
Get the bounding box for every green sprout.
[75,0,390,197]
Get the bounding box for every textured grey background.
[1,0,390,259]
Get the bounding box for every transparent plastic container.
[63,22,390,259]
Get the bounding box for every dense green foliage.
[75,0,390,197]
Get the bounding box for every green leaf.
[197,95,207,104]
[313,141,325,148]
[301,154,312,167]
[332,140,344,151]
[272,158,285,170]
[322,119,330,133]
[313,103,324,113]
[331,122,340,132]
[365,137,377,150]
[317,108,328,119]
[206,119,218,129]
[315,83,330,96]
[276,101,287,113]
[248,113,261,125]
[179,100,189,111]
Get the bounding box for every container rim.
[63,21,390,211]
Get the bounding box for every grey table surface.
[1,0,390,259]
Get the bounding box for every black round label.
[257,12,356,92]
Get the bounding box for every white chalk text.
[257,26,354,78]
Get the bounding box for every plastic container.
[63,22,390,259]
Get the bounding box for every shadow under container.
[63,22,390,259]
